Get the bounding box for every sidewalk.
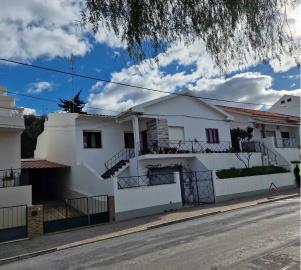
[0,189,299,265]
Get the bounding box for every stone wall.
[146,118,169,148]
[27,205,44,238]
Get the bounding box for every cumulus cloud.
[27,81,53,94]
[22,107,37,115]
[86,54,300,114]
[0,0,124,62]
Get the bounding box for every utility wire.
[0,58,274,107]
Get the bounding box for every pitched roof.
[21,159,69,170]
[118,90,234,121]
[219,105,300,125]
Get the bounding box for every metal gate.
[0,205,27,242]
[43,195,109,233]
[181,171,215,205]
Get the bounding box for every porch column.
[132,115,140,156]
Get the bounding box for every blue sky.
[0,0,300,115]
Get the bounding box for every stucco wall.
[141,95,232,143]
[274,148,300,163]
[114,173,182,220]
[0,185,32,207]
[213,171,295,202]
[0,130,22,170]
[196,153,262,170]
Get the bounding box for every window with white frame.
[206,128,219,143]
[83,131,102,148]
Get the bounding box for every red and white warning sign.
[269,182,278,192]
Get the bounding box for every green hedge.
[216,166,290,179]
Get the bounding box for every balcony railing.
[117,173,176,189]
[0,169,22,188]
[139,140,232,155]
[0,107,23,118]
[274,138,300,148]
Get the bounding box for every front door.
[124,132,134,148]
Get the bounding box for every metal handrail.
[104,148,135,171]
[139,139,232,155]
[274,138,299,148]
[242,141,278,164]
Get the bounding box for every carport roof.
[21,159,70,169]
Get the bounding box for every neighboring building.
[220,105,300,163]
[268,95,300,117]
[0,87,31,208]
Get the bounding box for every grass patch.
[216,166,290,179]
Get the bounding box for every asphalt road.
[1,197,300,270]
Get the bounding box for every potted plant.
[2,169,15,187]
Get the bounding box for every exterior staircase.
[101,148,135,179]
[242,141,289,167]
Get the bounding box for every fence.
[117,173,176,189]
[0,205,27,242]
[274,138,300,148]
[140,140,232,155]
[0,169,22,188]
[43,195,109,233]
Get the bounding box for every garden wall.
[213,170,295,202]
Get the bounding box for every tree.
[81,0,299,71]
[58,91,86,113]
[21,115,46,158]
[231,127,254,168]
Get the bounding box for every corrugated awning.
[21,160,70,170]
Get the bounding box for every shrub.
[216,166,290,179]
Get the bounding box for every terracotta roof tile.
[21,160,69,170]
[219,105,300,125]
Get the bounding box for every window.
[206,128,219,143]
[281,100,285,104]
[287,98,292,102]
[83,131,102,148]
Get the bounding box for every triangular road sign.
[269,182,278,192]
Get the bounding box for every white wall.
[69,164,114,197]
[269,95,300,117]
[114,173,182,217]
[0,130,22,170]
[196,153,262,170]
[0,185,32,207]
[75,116,130,173]
[141,95,232,143]
[274,148,300,163]
[213,171,295,202]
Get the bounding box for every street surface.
[1,197,300,270]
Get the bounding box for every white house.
[219,105,300,164]
[0,87,31,208]
[35,91,270,220]
[268,95,300,117]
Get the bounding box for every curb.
[0,248,57,266]
[0,193,298,266]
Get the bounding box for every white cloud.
[22,107,37,115]
[27,81,53,94]
[0,0,124,61]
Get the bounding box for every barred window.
[206,128,219,143]
[148,167,175,185]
